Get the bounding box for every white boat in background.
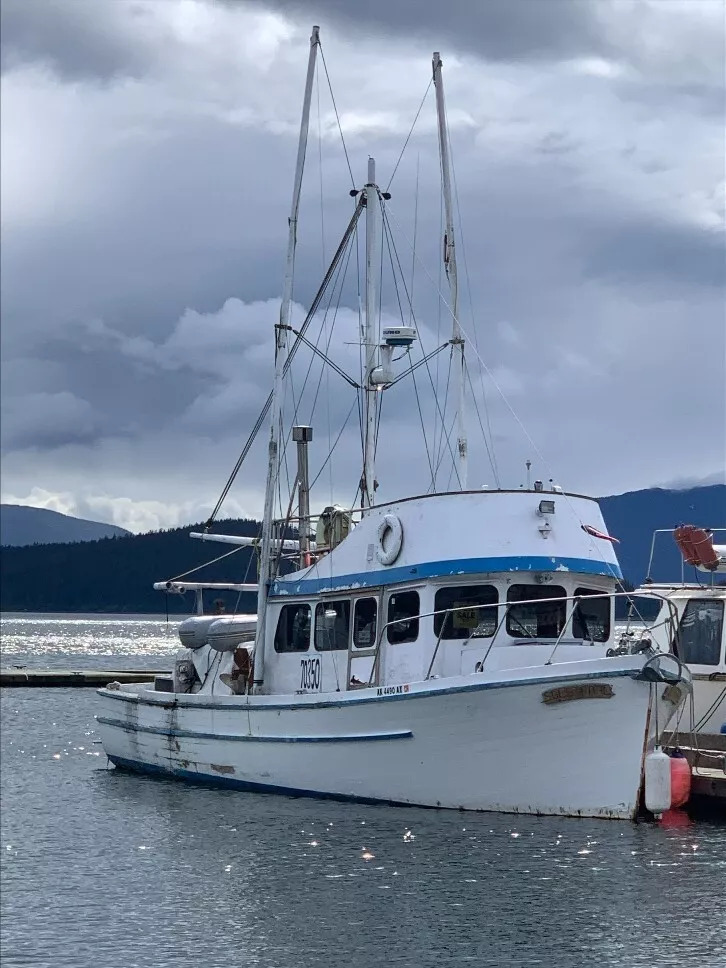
[97,28,693,819]
[632,525,726,735]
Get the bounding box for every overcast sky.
[1,0,724,533]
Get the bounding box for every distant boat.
[97,28,692,819]
[633,525,725,735]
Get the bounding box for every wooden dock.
[0,669,167,688]
[691,767,726,807]
[664,731,726,810]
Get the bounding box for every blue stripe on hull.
[97,717,413,744]
[107,755,415,808]
[270,554,622,595]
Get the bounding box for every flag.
[581,524,619,544]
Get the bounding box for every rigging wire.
[308,396,359,491]
[383,202,625,573]
[448,128,500,486]
[284,226,352,439]
[385,78,433,192]
[276,230,353,522]
[433,363,454,482]
[464,358,498,483]
[410,153,420,328]
[381,212,434,480]
[318,43,355,188]
[434,413,458,485]
[168,542,246,583]
[204,199,364,528]
[316,64,326,270]
[380,203,461,490]
[307,232,356,417]
[434,182,444,475]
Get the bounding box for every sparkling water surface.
[1,614,724,968]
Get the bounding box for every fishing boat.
[631,525,725,735]
[97,28,692,819]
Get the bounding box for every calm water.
[1,615,724,968]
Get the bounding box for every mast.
[362,156,381,512]
[254,26,320,688]
[433,51,467,490]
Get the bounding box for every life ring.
[376,513,403,566]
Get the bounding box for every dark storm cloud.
[1,0,723,529]
[581,219,725,291]
[246,0,610,62]
[0,0,158,81]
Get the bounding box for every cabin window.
[434,585,498,639]
[387,591,420,644]
[353,598,378,649]
[274,603,311,653]
[506,585,567,638]
[674,599,724,666]
[314,600,350,651]
[572,588,611,642]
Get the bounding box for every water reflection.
[1,619,724,967]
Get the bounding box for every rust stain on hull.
[210,763,236,775]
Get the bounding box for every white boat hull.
[97,659,675,819]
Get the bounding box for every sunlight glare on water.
[1,615,724,968]
[0,614,179,669]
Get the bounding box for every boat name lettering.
[541,683,614,705]
[376,684,410,696]
[300,657,321,692]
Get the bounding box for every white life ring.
[376,513,403,566]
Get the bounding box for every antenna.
[526,460,532,490]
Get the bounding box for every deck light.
[538,500,555,516]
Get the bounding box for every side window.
[675,599,724,666]
[315,601,350,651]
[506,585,567,638]
[573,588,611,643]
[387,591,420,644]
[353,598,378,649]
[434,585,498,639]
[274,603,311,653]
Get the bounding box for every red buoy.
[674,524,720,570]
[674,525,700,566]
[669,753,692,808]
[690,528,720,570]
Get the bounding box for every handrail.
[368,589,681,686]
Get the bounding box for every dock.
[0,669,167,688]
[664,731,726,810]
[691,767,726,806]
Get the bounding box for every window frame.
[386,590,420,645]
[314,599,351,652]
[434,584,499,640]
[274,602,312,653]
[506,584,568,639]
[352,596,378,650]
[674,598,724,667]
[572,587,611,643]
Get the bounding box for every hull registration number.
[300,656,321,692]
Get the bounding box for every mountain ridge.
[0,504,131,547]
[0,485,723,613]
